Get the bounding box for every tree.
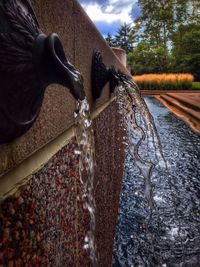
[128,0,200,75]
[135,0,199,46]
[174,0,188,25]
[172,23,200,80]
[105,33,116,47]
[114,23,136,53]
[188,0,200,23]
[128,42,171,75]
[135,0,175,47]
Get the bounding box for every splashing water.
[74,98,97,266]
[113,76,167,266]
[117,77,166,213]
[113,96,200,266]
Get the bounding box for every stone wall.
[112,47,127,67]
[0,0,127,266]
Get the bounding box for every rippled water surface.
[113,97,200,267]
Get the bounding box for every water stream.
[73,76,200,266]
[117,78,166,214]
[74,98,97,266]
[113,93,200,266]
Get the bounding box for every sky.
[79,0,141,37]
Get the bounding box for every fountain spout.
[91,50,132,101]
[0,0,85,144]
[33,33,85,101]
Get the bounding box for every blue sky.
[79,0,141,37]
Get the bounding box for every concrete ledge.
[0,97,116,200]
[112,47,127,67]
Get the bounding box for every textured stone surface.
[0,101,125,266]
[0,0,129,177]
[94,102,125,266]
[112,47,127,67]
[0,141,79,266]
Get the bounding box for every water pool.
[113,97,200,267]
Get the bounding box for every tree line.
[105,0,200,80]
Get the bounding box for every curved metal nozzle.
[46,33,85,100]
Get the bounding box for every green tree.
[189,0,200,23]
[172,23,200,80]
[129,0,200,75]
[174,0,188,25]
[128,42,171,74]
[105,33,116,47]
[136,0,175,46]
[114,23,136,53]
[135,0,198,46]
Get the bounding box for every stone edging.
[0,97,116,200]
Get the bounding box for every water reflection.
[113,97,200,267]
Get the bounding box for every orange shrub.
[133,73,194,90]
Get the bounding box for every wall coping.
[0,97,116,201]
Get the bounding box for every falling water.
[113,77,200,266]
[117,77,165,213]
[113,76,166,266]
[74,97,97,266]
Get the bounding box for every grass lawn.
[192,82,200,89]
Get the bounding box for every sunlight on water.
[117,78,166,212]
[74,98,97,266]
[113,94,200,266]
[113,78,167,267]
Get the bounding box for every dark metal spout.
[34,33,85,101]
[46,33,85,101]
[91,50,133,101]
[0,0,85,143]
[91,50,120,101]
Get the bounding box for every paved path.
[141,90,200,134]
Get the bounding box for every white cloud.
[82,2,133,24]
